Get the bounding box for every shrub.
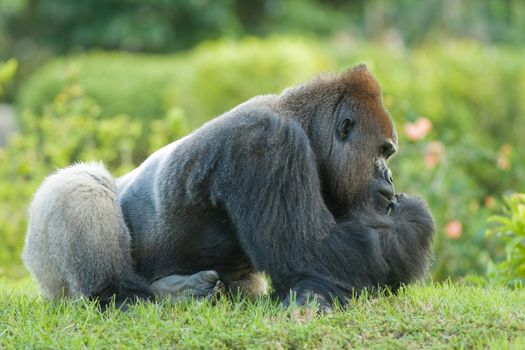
[17,53,178,123]
[163,37,331,127]
[0,58,17,97]
[17,37,331,128]
[486,194,525,286]
[0,84,187,278]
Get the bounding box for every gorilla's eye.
[339,118,355,140]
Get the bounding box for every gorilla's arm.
[289,195,435,306]
[206,110,434,306]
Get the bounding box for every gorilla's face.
[279,65,397,217]
[316,66,397,214]
[320,98,396,217]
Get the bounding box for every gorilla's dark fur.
[23,65,435,309]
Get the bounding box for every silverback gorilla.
[23,65,435,309]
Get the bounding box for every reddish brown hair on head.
[342,64,382,98]
[342,65,396,142]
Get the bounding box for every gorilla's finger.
[206,280,226,301]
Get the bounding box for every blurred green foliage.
[1,37,524,280]
[487,194,525,286]
[17,53,178,123]
[3,0,525,55]
[0,59,17,96]
[18,37,329,127]
[163,38,330,127]
[2,0,525,103]
[0,84,188,278]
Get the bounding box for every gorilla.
[22,65,434,309]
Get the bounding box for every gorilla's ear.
[342,64,382,98]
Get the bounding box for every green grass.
[1,279,524,349]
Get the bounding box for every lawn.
[1,279,524,349]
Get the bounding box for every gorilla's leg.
[23,163,153,308]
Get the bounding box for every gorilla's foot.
[150,270,222,302]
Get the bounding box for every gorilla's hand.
[381,193,435,286]
[371,167,395,214]
[389,193,434,231]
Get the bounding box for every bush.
[17,37,331,128]
[0,58,17,98]
[164,37,331,127]
[0,84,187,278]
[17,53,178,123]
[486,194,525,286]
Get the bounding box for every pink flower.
[445,220,462,240]
[484,196,496,208]
[497,156,510,170]
[496,144,512,170]
[404,117,432,141]
[424,141,445,169]
[500,144,512,156]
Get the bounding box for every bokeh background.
[0,0,524,282]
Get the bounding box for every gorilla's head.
[279,65,397,216]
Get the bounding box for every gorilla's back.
[114,94,290,280]
[117,142,178,237]
[113,101,275,280]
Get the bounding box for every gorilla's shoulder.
[186,95,307,151]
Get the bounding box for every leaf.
[0,59,18,83]
[487,215,512,226]
[487,193,525,284]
